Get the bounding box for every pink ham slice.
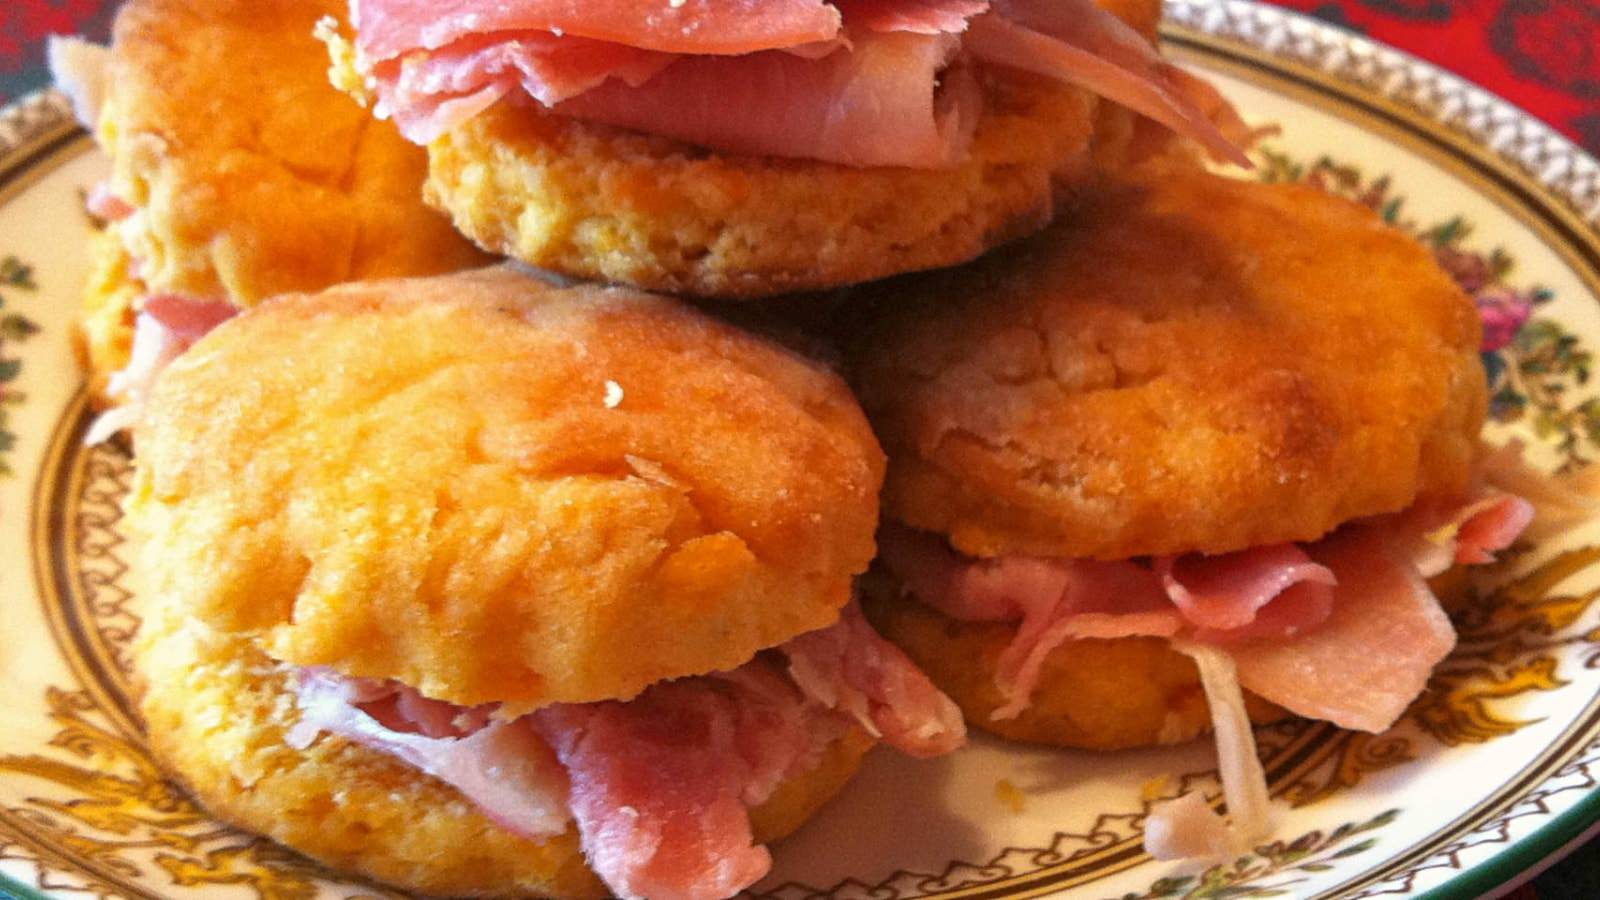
[834,0,991,32]
[782,600,966,756]
[289,669,573,837]
[371,33,676,143]
[531,668,842,900]
[354,0,1248,168]
[353,0,845,61]
[1156,545,1335,635]
[1229,526,1456,733]
[86,297,239,445]
[285,609,964,900]
[553,30,981,168]
[878,526,1334,718]
[962,0,1251,165]
[883,484,1530,732]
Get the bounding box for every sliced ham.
[86,297,238,445]
[885,479,1530,732]
[554,31,981,168]
[962,1,1251,166]
[1156,544,1335,635]
[877,525,1332,719]
[353,0,845,61]
[352,0,1248,168]
[1479,439,1600,542]
[531,668,845,900]
[290,669,573,837]
[86,183,136,223]
[833,0,990,33]
[370,32,677,143]
[1144,791,1234,861]
[285,608,963,900]
[1229,525,1457,733]
[783,600,966,757]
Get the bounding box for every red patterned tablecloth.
[2,1,1599,897]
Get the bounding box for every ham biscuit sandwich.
[849,167,1531,853]
[128,266,964,900]
[321,0,1253,297]
[48,0,488,433]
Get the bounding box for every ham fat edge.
[341,0,1251,167]
[880,477,1545,858]
[287,601,965,900]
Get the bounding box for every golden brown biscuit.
[75,228,139,408]
[424,67,1108,298]
[860,578,1288,750]
[126,267,886,711]
[94,0,487,307]
[854,168,1486,561]
[136,600,874,899]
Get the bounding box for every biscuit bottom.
[137,609,875,899]
[425,70,1117,298]
[860,577,1288,751]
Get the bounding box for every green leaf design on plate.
[0,253,40,480]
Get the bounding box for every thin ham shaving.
[878,526,1331,719]
[531,667,842,900]
[833,0,990,33]
[963,0,1251,166]
[353,0,845,61]
[1228,525,1457,733]
[885,477,1531,732]
[1479,439,1600,542]
[290,669,573,837]
[86,183,135,222]
[1157,545,1335,632]
[286,609,962,900]
[1144,791,1234,861]
[85,297,238,445]
[554,31,981,168]
[369,32,676,142]
[47,36,110,129]
[782,600,966,757]
[351,0,1247,168]
[1172,642,1272,848]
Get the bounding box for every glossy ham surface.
[285,605,962,900]
[881,483,1531,731]
[355,0,845,61]
[350,0,1249,167]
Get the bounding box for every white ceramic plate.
[4,2,1600,898]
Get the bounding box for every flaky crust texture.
[96,0,486,305]
[861,579,1287,750]
[75,228,139,408]
[135,598,874,899]
[126,268,886,710]
[424,67,1108,299]
[853,169,1487,559]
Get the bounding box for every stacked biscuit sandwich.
[48,0,1539,896]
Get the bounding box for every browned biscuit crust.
[126,267,885,711]
[861,578,1288,750]
[136,601,874,899]
[96,0,486,306]
[424,67,1107,299]
[853,169,1486,560]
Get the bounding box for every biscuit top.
[96,0,487,305]
[127,267,885,711]
[854,168,1486,560]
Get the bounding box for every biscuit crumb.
[995,778,1026,813]
[604,380,623,408]
[1141,774,1172,802]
